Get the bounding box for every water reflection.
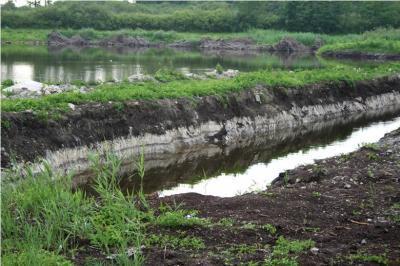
[1,45,322,83]
[70,109,400,197]
[159,115,400,197]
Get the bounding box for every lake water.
[1,45,322,83]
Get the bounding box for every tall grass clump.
[1,162,93,264]
[1,151,150,265]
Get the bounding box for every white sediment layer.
[35,90,400,176]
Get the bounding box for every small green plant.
[216,63,224,74]
[362,142,380,151]
[113,102,125,112]
[70,80,87,87]
[260,191,276,197]
[242,222,257,230]
[367,152,379,161]
[146,234,205,250]
[2,248,73,266]
[218,217,235,227]
[1,79,14,88]
[312,191,321,198]
[263,224,277,235]
[347,252,388,265]
[312,165,327,176]
[1,119,11,129]
[154,67,186,83]
[303,227,320,233]
[155,209,209,228]
[264,236,315,265]
[283,172,290,186]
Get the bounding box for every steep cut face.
[2,75,400,174]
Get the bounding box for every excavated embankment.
[2,75,400,173]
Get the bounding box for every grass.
[319,39,400,55]
[145,234,205,250]
[1,152,149,265]
[2,62,399,114]
[264,236,315,266]
[1,150,218,265]
[347,252,388,265]
[3,28,399,47]
[0,28,352,45]
[155,209,210,228]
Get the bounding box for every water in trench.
[157,114,400,197]
[76,111,400,197]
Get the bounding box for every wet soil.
[73,127,400,265]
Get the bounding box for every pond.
[2,45,323,83]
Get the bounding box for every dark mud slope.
[140,128,400,265]
[322,50,400,60]
[2,75,400,168]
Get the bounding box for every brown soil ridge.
[2,75,400,167]
[136,127,400,265]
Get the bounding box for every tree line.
[2,1,399,34]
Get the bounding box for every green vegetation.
[1,79,14,88]
[2,1,400,34]
[3,63,399,114]
[3,28,399,46]
[1,150,214,265]
[347,252,388,265]
[262,224,277,235]
[319,39,400,55]
[312,191,322,198]
[145,234,205,250]
[265,236,315,266]
[155,209,209,228]
[154,68,187,83]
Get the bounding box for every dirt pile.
[98,35,155,47]
[48,31,89,46]
[199,37,268,51]
[272,37,310,53]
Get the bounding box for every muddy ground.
[72,127,400,265]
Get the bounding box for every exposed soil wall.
[2,75,400,171]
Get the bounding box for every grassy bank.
[0,28,345,45]
[319,39,400,55]
[2,28,394,46]
[2,62,399,114]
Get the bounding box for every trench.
[74,109,400,197]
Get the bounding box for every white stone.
[3,81,43,97]
[310,247,319,254]
[127,73,154,82]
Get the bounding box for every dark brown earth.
[71,127,400,265]
[2,75,400,167]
